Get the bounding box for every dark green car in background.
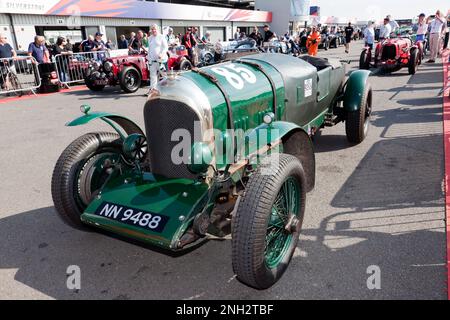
[52,53,372,289]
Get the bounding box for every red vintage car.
[167,45,193,71]
[85,48,193,93]
[359,37,423,75]
[84,53,149,93]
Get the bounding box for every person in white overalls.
[147,24,168,96]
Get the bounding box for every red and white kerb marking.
[442,49,450,300]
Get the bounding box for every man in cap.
[92,32,107,52]
[92,32,108,61]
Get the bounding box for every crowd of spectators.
[2,15,449,92]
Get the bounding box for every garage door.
[204,27,225,42]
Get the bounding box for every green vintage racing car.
[52,53,372,289]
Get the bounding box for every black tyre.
[85,78,105,92]
[179,59,193,71]
[119,66,141,93]
[232,153,306,289]
[408,49,419,75]
[346,85,372,144]
[51,132,122,230]
[203,53,214,65]
[359,49,371,70]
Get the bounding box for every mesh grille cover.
[382,45,397,60]
[144,99,201,179]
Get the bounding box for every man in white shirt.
[387,15,400,34]
[147,24,168,95]
[428,10,446,63]
[379,18,392,40]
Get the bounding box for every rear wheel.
[346,85,372,144]
[232,154,306,289]
[408,49,419,75]
[203,52,214,65]
[51,132,121,230]
[359,49,371,70]
[120,66,141,93]
[179,58,193,71]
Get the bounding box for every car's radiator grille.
[144,99,200,180]
[382,45,397,60]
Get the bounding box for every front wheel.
[51,132,121,230]
[119,66,141,93]
[346,85,372,144]
[85,78,105,92]
[408,49,419,75]
[232,154,306,289]
[359,49,371,70]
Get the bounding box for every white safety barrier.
[109,49,129,58]
[54,51,110,87]
[0,56,40,96]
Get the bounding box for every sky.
[309,0,449,21]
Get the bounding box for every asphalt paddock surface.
[0,41,446,299]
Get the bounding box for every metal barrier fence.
[0,56,40,96]
[54,51,110,87]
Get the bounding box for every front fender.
[242,122,315,192]
[343,70,371,112]
[66,112,144,140]
[243,121,308,148]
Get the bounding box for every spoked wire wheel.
[232,154,306,289]
[265,177,300,269]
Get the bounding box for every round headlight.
[263,112,275,125]
[80,104,91,114]
[188,142,213,174]
[92,61,101,71]
[122,134,148,162]
[104,61,113,72]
